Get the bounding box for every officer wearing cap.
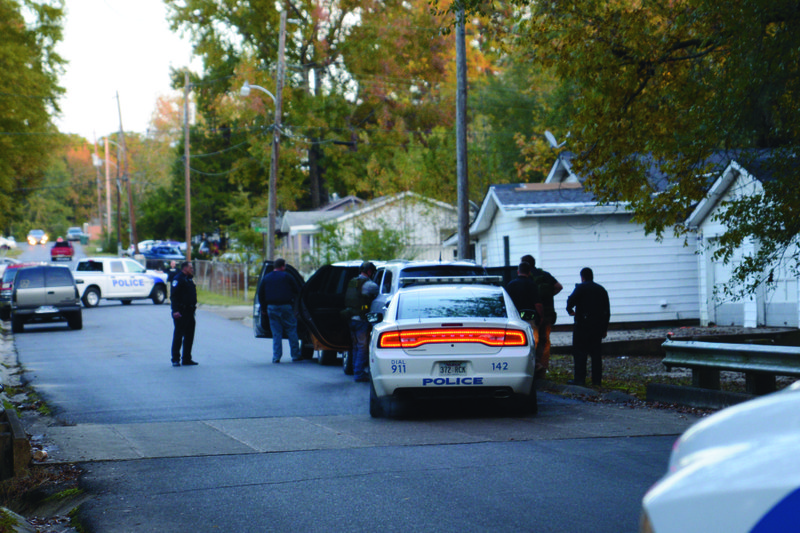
[344,261,379,382]
[170,261,198,367]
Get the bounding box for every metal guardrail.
[662,338,800,395]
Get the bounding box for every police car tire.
[513,387,538,416]
[82,287,100,308]
[151,285,166,305]
[369,381,384,418]
[121,300,132,305]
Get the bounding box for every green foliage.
[309,219,410,269]
[450,0,800,294]
[0,508,19,532]
[0,0,65,233]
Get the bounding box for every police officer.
[170,261,198,367]
[258,257,301,363]
[344,261,379,382]
[566,267,610,386]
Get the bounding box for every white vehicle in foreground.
[73,257,168,307]
[368,276,537,418]
[640,381,800,532]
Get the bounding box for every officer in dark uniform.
[170,261,198,367]
[566,267,610,386]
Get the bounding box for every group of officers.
[170,255,610,388]
[506,256,610,387]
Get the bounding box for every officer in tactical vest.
[522,254,563,378]
[345,261,379,382]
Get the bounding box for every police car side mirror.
[365,312,383,324]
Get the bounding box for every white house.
[278,192,460,269]
[686,158,800,327]
[447,155,701,326]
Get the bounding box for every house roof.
[685,150,778,227]
[453,150,777,244]
[280,191,457,235]
[279,210,343,233]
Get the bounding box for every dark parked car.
[253,260,368,365]
[253,259,489,372]
[142,245,185,270]
[10,265,82,332]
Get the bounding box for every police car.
[640,380,800,532]
[73,257,169,307]
[367,275,537,417]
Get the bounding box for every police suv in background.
[73,257,169,307]
[367,275,537,418]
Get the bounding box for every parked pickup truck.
[50,239,74,261]
[73,257,168,307]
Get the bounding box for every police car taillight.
[378,328,527,348]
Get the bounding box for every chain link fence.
[191,260,259,301]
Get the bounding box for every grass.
[196,287,255,307]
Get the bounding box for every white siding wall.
[474,208,700,325]
[338,197,458,261]
[695,172,799,327]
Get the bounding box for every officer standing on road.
[566,267,610,386]
[344,261,379,382]
[258,258,301,363]
[170,261,198,367]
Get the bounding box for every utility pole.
[266,10,287,260]
[116,91,138,254]
[92,133,102,224]
[184,71,192,261]
[104,137,112,237]
[455,7,471,260]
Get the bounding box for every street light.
[97,138,124,256]
[241,77,283,260]
[240,9,286,261]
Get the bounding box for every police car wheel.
[151,285,166,305]
[369,381,384,418]
[82,287,100,308]
[121,300,132,305]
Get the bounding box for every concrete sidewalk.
[36,401,699,464]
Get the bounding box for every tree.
[0,0,65,232]
[452,0,800,293]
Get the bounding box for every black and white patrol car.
[367,275,537,418]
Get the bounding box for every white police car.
[368,275,537,417]
[640,380,800,532]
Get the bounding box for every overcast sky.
[54,0,199,141]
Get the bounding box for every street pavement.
[15,304,702,464]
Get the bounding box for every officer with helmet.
[344,261,379,382]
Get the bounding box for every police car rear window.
[77,261,103,272]
[397,290,507,320]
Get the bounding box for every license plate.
[35,306,57,314]
[439,362,467,375]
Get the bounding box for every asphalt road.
[10,242,701,532]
